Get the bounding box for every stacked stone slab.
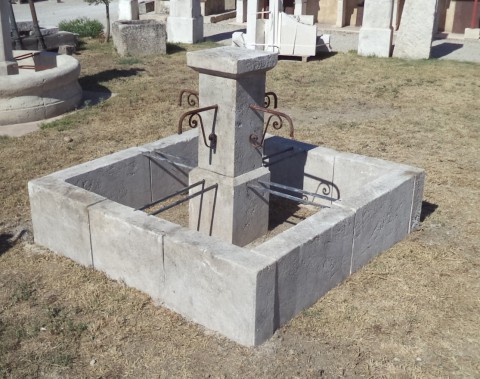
[167,0,203,43]
[393,0,438,59]
[358,0,394,58]
[0,0,18,75]
[186,47,277,247]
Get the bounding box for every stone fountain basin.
[28,130,425,346]
[0,51,82,126]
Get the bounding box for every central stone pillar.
[358,0,394,58]
[187,47,278,246]
[167,0,203,43]
[0,0,18,75]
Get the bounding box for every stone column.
[186,47,278,246]
[0,0,18,75]
[393,0,438,59]
[245,0,258,49]
[118,0,140,20]
[167,0,203,43]
[358,0,394,57]
[236,0,247,23]
[294,0,306,16]
[336,0,347,27]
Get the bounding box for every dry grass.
[0,39,479,378]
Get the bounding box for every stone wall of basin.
[28,130,425,346]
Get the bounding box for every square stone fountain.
[29,47,425,346]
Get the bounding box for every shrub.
[58,17,104,38]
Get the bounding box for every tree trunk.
[105,2,110,42]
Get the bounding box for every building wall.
[308,0,478,33]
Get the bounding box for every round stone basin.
[0,51,82,126]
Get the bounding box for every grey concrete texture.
[29,131,425,346]
[112,20,167,57]
[167,15,204,43]
[0,53,82,125]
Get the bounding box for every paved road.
[12,0,119,27]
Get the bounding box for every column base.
[189,166,270,247]
[358,27,393,58]
[167,16,204,43]
[0,61,19,76]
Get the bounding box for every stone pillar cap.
[187,46,278,78]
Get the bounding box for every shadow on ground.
[0,233,13,257]
[420,200,439,222]
[79,68,145,92]
[430,42,464,59]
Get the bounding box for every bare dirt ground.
[1,40,479,378]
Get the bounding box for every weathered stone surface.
[358,0,394,57]
[29,177,105,267]
[344,171,415,273]
[0,0,19,75]
[167,0,203,43]
[0,54,82,125]
[88,200,172,299]
[162,226,276,346]
[112,20,167,57]
[393,0,438,59]
[254,207,354,327]
[189,166,270,246]
[187,46,278,78]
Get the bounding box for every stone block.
[464,28,480,40]
[28,177,105,267]
[162,227,276,346]
[358,27,393,57]
[58,45,75,55]
[66,151,151,209]
[344,172,415,273]
[253,207,354,327]
[112,20,167,57]
[188,166,270,247]
[88,200,175,299]
[167,16,204,44]
[393,0,437,59]
[187,46,277,78]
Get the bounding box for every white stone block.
[167,15,204,43]
[393,0,438,59]
[28,177,105,267]
[358,0,393,57]
[464,28,480,40]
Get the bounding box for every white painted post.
[0,0,18,75]
[236,0,247,23]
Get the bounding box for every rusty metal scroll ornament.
[178,105,218,149]
[248,104,294,148]
[178,89,199,107]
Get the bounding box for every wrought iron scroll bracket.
[249,104,294,148]
[178,89,199,107]
[264,91,278,109]
[178,105,218,149]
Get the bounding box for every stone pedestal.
[118,0,140,20]
[0,0,18,75]
[393,0,438,60]
[186,47,278,246]
[358,0,394,57]
[167,0,203,43]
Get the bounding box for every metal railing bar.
[149,183,218,216]
[262,146,294,161]
[136,180,205,211]
[248,185,328,208]
[258,180,337,203]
